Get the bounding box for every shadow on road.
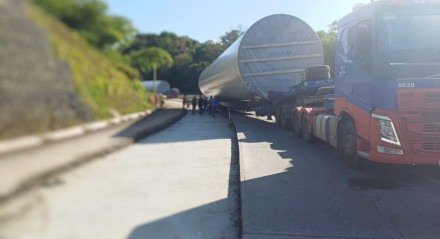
[125,113,240,239]
[113,109,186,142]
[125,194,238,239]
[235,112,440,239]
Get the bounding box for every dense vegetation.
[30,2,151,119]
[33,0,135,50]
[316,21,338,76]
[123,30,243,94]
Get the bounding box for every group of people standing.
[182,95,219,117]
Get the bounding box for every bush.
[30,4,151,118]
[32,0,135,49]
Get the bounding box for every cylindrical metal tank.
[199,14,324,102]
[141,80,170,94]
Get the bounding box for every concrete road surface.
[1,113,239,239]
[235,112,440,239]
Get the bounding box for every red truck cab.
[293,0,440,168]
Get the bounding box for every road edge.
[228,117,243,239]
[0,109,155,156]
[0,109,187,206]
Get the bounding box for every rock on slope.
[0,0,90,139]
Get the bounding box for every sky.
[105,0,371,43]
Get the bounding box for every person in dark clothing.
[198,95,204,115]
[186,99,190,109]
[191,96,197,114]
[211,96,219,117]
[208,95,213,115]
[203,96,208,112]
[182,94,187,109]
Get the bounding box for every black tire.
[302,114,314,143]
[306,65,330,73]
[305,65,331,81]
[305,71,331,81]
[294,112,302,137]
[337,120,361,170]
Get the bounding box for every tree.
[193,41,224,62]
[126,32,203,93]
[220,28,244,48]
[125,32,198,57]
[124,28,244,94]
[33,0,136,49]
[316,22,338,75]
[130,47,173,83]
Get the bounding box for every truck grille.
[412,141,440,152]
[423,123,440,132]
[406,121,440,153]
[421,112,440,122]
[422,136,440,141]
[425,93,440,102]
[398,91,440,111]
[422,142,440,151]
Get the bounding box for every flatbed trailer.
[200,0,440,169]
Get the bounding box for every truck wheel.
[337,120,361,170]
[294,112,302,137]
[302,114,314,143]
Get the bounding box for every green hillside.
[29,4,151,119]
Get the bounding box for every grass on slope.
[29,4,152,119]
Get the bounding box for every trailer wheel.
[294,112,302,137]
[302,114,314,143]
[337,120,361,170]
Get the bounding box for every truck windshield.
[378,14,440,51]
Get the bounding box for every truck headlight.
[372,114,401,146]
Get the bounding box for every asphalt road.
[234,112,440,239]
[3,106,440,239]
